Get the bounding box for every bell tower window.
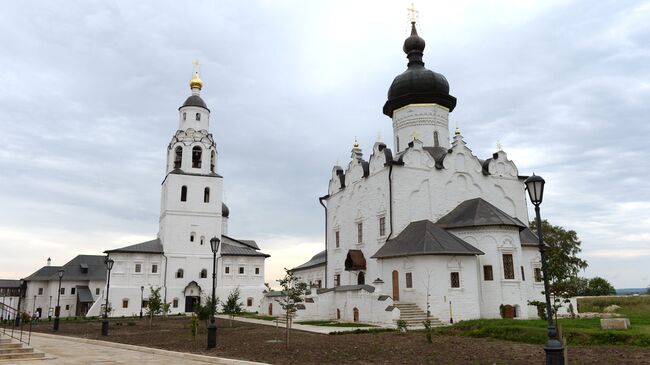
[192,146,202,168]
[434,131,439,147]
[183,112,186,121]
[180,186,187,202]
[396,136,400,152]
[210,151,216,173]
[195,113,201,121]
[174,146,182,169]
[204,187,210,203]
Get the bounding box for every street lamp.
[15,279,25,327]
[207,236,220,349]
[524,174,564,365]
[54,269,64,331]
[101,258,114,336]
[140,285,144,319]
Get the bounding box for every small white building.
[275,20,545,326]
[0,279,22,320]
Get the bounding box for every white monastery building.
[15,69,269,319]
[270,20,546,325]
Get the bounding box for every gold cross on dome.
[192,59,201,74]
[407,3,419,24]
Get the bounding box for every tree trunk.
[285,311,290,349]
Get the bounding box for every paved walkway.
[4,332,266,365]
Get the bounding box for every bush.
[396,320,408,333]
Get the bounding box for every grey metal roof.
[372,220,484,259]
[76,286,94,303]
[220,242,270,257]
[316,285,376,294]
[291,250,326,271]
[519,227,540,247]
[179,95,209,110]
[105,238,163,254]
[222,235,260,250]
[24,266,63,281]
[26,255,107,282]
[0,279,21,288]
[436,198,526,230]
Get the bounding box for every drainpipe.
[385,160,404,242]
[162,253,168,304]
[319,195,329,288]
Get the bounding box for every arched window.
[247,298,253,307]
[357,271,365,285]
[353,307,359,322]
[200,236,205,245]
[200,269,207,278]
[176,269,184,278]
[183,112,187,121]
[192,146,202,168]
[195,113,201,121]
[174,146,182,169]
[204,187,210,203]
[210,151,216,173]
[434,131,440,147]
[180,186,187,202]
[190,232,195,242]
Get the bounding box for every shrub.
[396,319,408,333]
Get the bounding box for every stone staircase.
[0,336,45,361]
[394,302,443,328]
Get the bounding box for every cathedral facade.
[285,21,545,325]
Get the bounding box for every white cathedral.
[16,69,269,319]
[272,20,546,325]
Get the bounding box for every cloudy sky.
[1,0,648,288]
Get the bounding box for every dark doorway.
[392,270,400,301]
[268,303,273,316]
[353,307,359,322]
[185,296,200,312]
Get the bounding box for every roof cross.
[407,3,419,24]
[192,59,201,75]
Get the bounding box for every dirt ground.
[30,317,650,364]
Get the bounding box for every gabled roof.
[519,227,541,247]
[220,242,270,257]
[0,279,22,288]
[291,250,327,272]
[436,198,526,230]
[25,255,107,282]
[105,238,163,254]
[222,235,259,250]
[24,266,63,281]
[372,220,483,259]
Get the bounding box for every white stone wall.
[392,104,450,152]
[293,265,326,288]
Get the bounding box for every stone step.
[0,343,22,349]
[0,347,34,354]
[0,338,11,344]
[0,351,45,360]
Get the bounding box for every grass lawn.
[295,320,377,327]
[436,295,650,347]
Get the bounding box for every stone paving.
[2,332,266,365]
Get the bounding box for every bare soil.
[30,317,650,364]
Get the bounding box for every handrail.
[0,302,33,345]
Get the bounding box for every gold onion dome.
[189,72,203,90]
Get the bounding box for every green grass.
[296,320,377,327]
[435,296,650,347]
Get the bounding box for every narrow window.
[60,288,65,295]
[135,263,141,273]
[336,308,341,320]
[122,299,129,308]
[225,266,230,274]
[172,298,179,308]
[180,186,187,202]
[521,266,526,281]
[434,131,440,147]
[190,232,195,242]
[174,146,182,169]
[204,187,210,203]
[502,254,515,280]
[247,298,253,307]
[200,269,208,278]
[200,236,204,245]
[195,112,201,121]
[357,222,363,243]
[335,230,340,248]
[211,151,216,173]
[255,267,260,275]
[38,288,43,295]
[316,280,322,288]
[239,266,245,275]
[396,136,400,151]
[405,272,413,288]
[183,112,186,121]
[534,268,543,282]
[96,288,100,295]
[65,304,70,310]
[358,271,365,285]
[450,272,460,288]
[334,274,341,287]
[192,146,202,168]
[483,265,493,281]
[151,264,158,273]
[176,269,184,279]
[71,287,76,295]
[379,217,386,237]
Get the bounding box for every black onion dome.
[179,95,210,111]
[222,202,230,218]
[383,22,456,117]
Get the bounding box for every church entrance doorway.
[185,296,199,312]
[392,270,400,301]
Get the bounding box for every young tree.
[145,286,163,328]
[585,277,616,296]
[276,268,308,349]
[222,287,243,327]
[194,295,219,325]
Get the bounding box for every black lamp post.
[524,174,564,364]
[207,236,220,349]
[101,258,114,336]
[14,279,25,327]
[140,285,144,319]
[54,269,64,331]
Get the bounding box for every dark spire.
[403,22,425,67]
